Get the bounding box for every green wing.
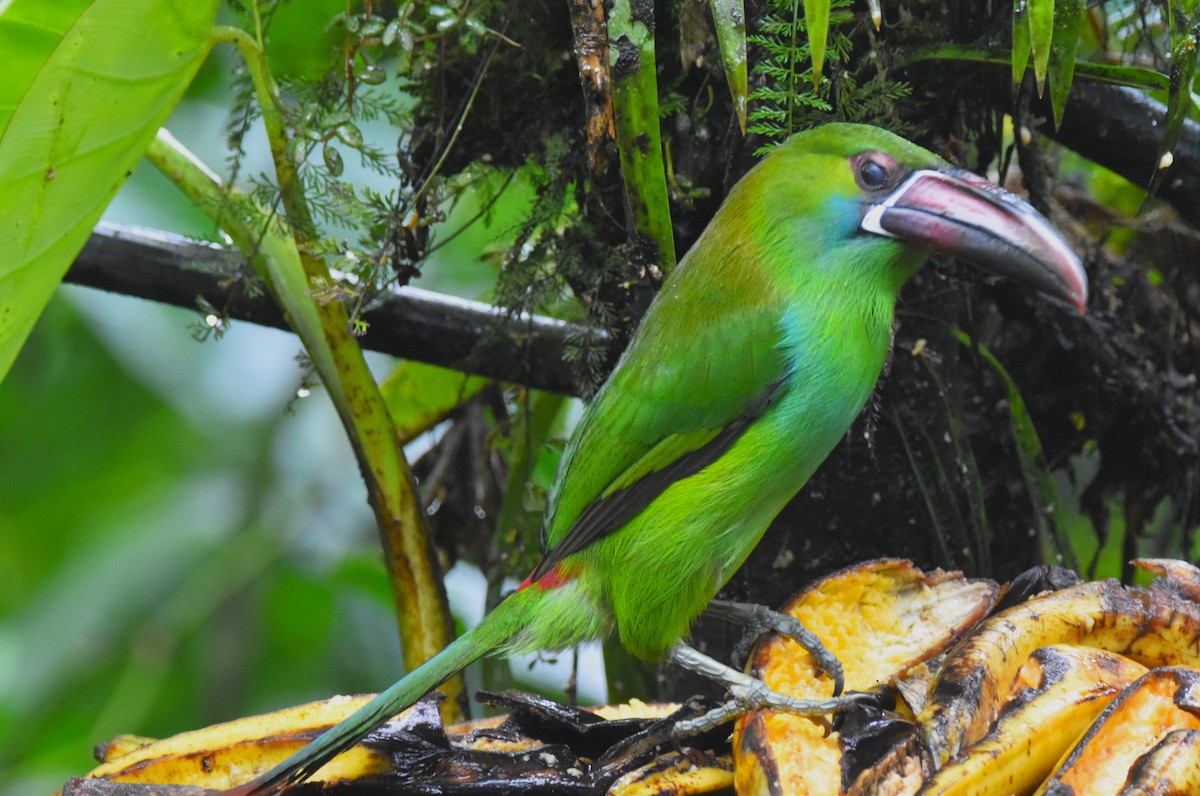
[531,292,789,579]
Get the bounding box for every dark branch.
[1033,82,1200,226]
[66,222,614,396]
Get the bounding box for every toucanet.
[229,123,1087,793]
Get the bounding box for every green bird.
[230,123,1086,793]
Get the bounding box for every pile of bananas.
[65,558,1200,795]
[735,557,1200,796]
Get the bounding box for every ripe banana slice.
[1035,667,1200,795]
[733,559,1000,796]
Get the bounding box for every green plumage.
[526,125,930,657]
[234,124,1086,794]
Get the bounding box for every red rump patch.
[518,565,572,591]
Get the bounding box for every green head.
[723,123,1087,311]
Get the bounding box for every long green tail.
[231,586,540,794]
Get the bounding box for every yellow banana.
[1035,667,1200,795]
[919,645,1146,796]
[82,694,397,789]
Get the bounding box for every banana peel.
[733,558,1200,795]
[93,736,158,765]
[1136,558,1200,604]
[918,645,1147,796]
[1119,728,1200,795]
[732,559,1000,796]
[916,579,1143,768]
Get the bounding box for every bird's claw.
[672,684,872,738]
[709,600,845,696]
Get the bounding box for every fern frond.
[749,0,912,148]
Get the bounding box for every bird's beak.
[860,168,1088,313]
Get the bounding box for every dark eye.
[859,159,888,188]
[851,151,899,192]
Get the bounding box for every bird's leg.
[668,642,869,737]
[704,598,845,696]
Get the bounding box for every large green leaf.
[1012,0,1032,84]
[1048,0,1085,127]
[0,0,220,385]
[1028,0,1054,94]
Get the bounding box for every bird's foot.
[705,598,845,696]
[668,642,867,737]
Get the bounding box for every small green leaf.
[1012,0,1032,84]
[335,121,363,148]
[804,0,830,85]
[323,143,344,176]
[357,64,387,85]
[1048,0,1085,128]
[383,17,402,46]
[1028,0,1055,94]
[710,0,748,133]
[358,17,386,38]
[381,361,489,445]
[0,0,220,386]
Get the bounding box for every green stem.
[607,0,677,274]
[158,27,464,719]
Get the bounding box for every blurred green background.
[0,8,600,791]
